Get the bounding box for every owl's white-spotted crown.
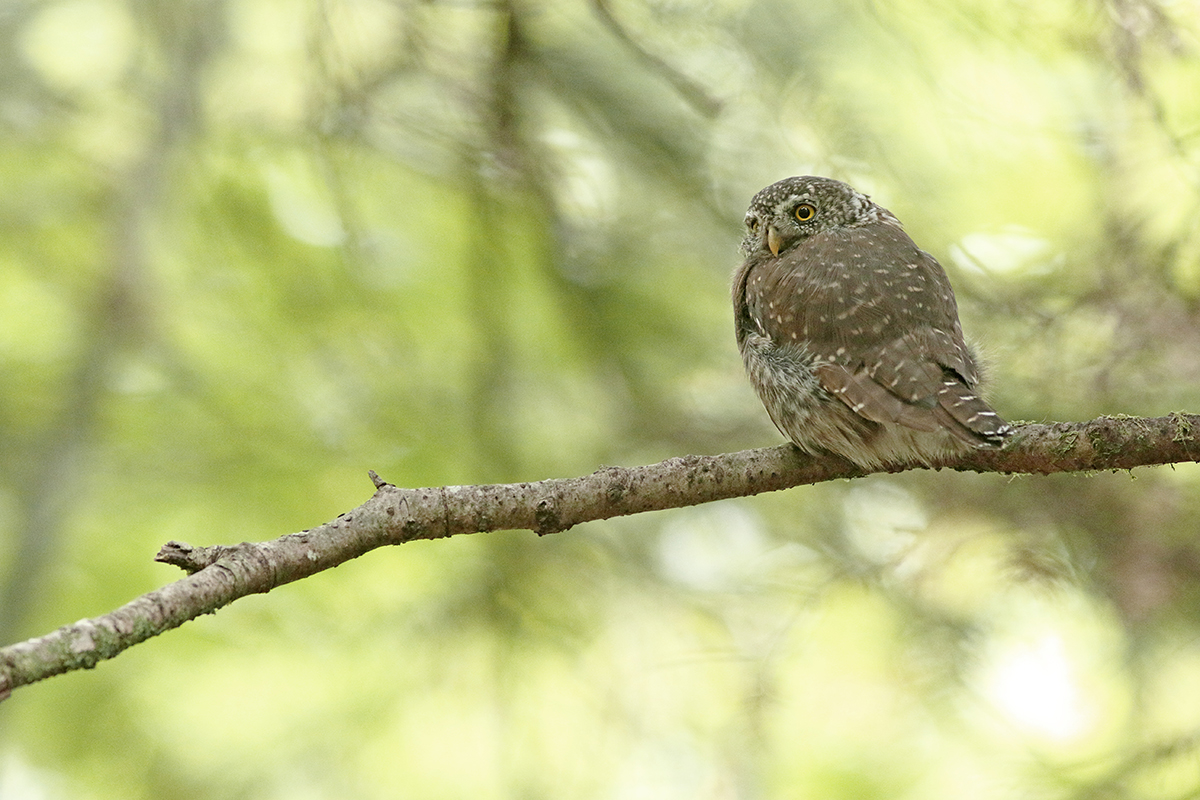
[740,176,898,256]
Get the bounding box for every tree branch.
[2,413,1197,700]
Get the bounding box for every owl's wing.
[775,224,1006,445]
[815,359,1006,446]
[815,362,940,431]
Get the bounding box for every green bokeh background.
[4,0,1200,797]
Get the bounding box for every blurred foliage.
[2,0,1200,797]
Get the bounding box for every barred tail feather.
[933,379,1011,447]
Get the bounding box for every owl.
[733,176,1010,469]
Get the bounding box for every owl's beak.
[767,225,782,256]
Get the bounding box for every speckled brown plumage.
[733,176,1009,468]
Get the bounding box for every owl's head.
[740,176,897,257]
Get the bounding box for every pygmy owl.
[733,176,1010,469]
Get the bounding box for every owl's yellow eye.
[794,203,816,222]
[748,218,760,232]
